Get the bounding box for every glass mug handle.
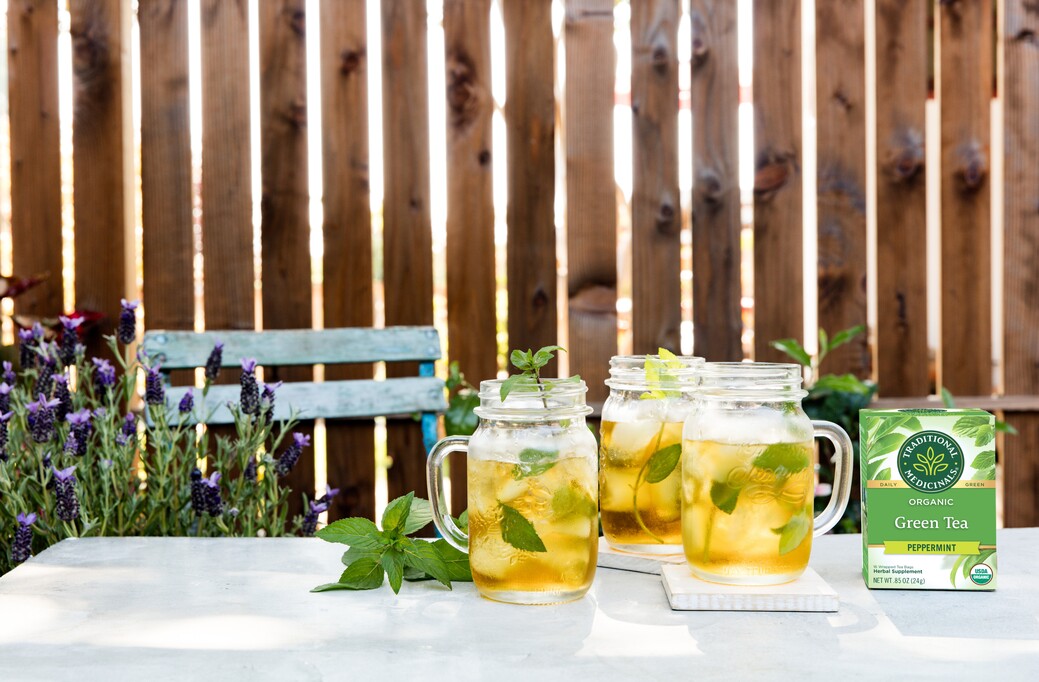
[811,420,854,537]
[426,436,470,553]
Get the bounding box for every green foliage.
[314,493,472,594]
[444,362,479,437]
[1,335,303,575]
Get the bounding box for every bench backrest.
[140,326,447,452]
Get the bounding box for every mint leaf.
[380,551,405,594]
[432,539,473,582]
[402,497,434,535]
[972,467,995,481]
[403,565,432,582]
[512,447,558,480]
[510,349,533,371]
[311,556,385,592]
[399,537,452,588]
[644,443,682,483]
[971,451,996,470]
[828,324,864,351]
[500,373,534,401]
[317,517,385,550]
[341,544,380,566]
[551,483,597,519]
[532,345,565,368]
[455,509,469,533]
[774,512,811,555]
[953,415,994,447]
[710,480,740,515]
[445,389,479,437]
[876,467,892,480]
[499,502,547,552]
[869,432,907,457]
[382,492,415,534]
[941,387,956,408]
[753,443,810,474]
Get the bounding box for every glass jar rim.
[605,354,703,392]
[475,378,593,420]
[698,361,807,399]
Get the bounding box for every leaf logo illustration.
[913,447,949,476]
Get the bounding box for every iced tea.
[467,455,598,603]
[600,420,684,552]
[682,439,815,584]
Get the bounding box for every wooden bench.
[140,326,447,454]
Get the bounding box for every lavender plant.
[0,318,327,574]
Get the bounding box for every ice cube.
[604,421,660,465]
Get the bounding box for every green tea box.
[859,409,996,590]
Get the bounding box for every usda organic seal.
[896,430,964,493]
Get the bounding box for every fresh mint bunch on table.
[312,493,472,594]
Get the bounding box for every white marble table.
[1,531,1037,681]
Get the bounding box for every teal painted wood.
[162,377,447,425]
[141,326,442,369]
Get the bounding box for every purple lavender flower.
[2,361,15,385]
[53,465,79,522]
[190,468,206,516]
[27,394,61,443]
[301,499,329,536]
[145,365,165,406]
[0,383,12,415]
[35,354,57,397]
[58,316,84,366]
[92,357,117,396]
[204,342,224,382]
[66,408,93,457]
[178,388,195,415]
[202,471,223,516]
[118,299,138,345]
[11,513,37,564]
[17,328,37,369]
[243,454,257,484]
[275,432,310,477]
[116,412,137,447]
[260,381,282,423]
[53,374,72,423]
[317,484,340,506]
[0,411,13,462]
[239,359,260,416]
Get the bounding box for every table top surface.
[1,530,1037,681]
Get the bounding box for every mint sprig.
[313,492,473,594]
[499,345,580,403]
[640,347,681,400]
[512,447,559,480]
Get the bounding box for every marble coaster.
[661,564,839,612]
[596,537,687,575]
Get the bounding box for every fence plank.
[381,0,435,503]
[444,0,496,514]
[69,0,133,354]
[200,0,254,338]
[320,0,375,521]
[565,0,615,403]
[259,0,313,517]
[1003,0,1039,528]
[504,0,557,369]
[7,0,63,319]
[815,0,869,377]
[938,0,992,395]
[752,0,802,362]
[875,0,929,396]
[690,0,741,361]
[631,0,680,355]
[140,0,194,347]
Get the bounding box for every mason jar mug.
[599,354,703,554]
[427,379,599,605]
[681,363,853,585]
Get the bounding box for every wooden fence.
[3,0,1038,525]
